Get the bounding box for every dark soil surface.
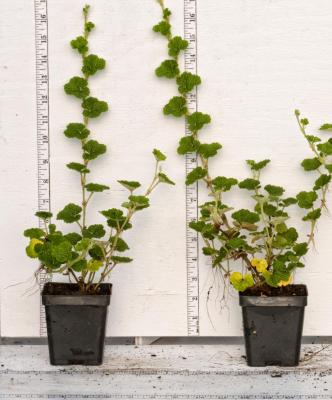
[242,284,307,297]
[42,282,111,296]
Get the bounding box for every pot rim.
[42,282,112,306]
[239,284,308,307]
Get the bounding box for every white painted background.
[0,0,331,337]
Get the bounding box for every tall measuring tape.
[184,0,199,336]
[34,0,50,337]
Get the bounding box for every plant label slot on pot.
[153,0,331,367]
[24,4,174,366]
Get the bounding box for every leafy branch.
[153,1,331,293]
[24,5,174,293]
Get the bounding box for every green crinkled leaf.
[227,237,246,249]
[163,96,187,117]
[87,259,103,272]
[158,172,175,185]
[317,139,332,155]
[71,259,87,272]
[155,60,180,79]
[153,20,171,36]
[177,136,200,155]
[301,157,321,171]
[262,203,278,217]
[118,180,141,191]
[75,238,91,252]
[296,191,318,209]
[85,21,95,32]
[47,232,64,245]
[163,8,171,18]
[127,195,150,210]
[82,54,106,76]
[83,224,106,239]
[64,123,90,140]
[198,142,222,158]
[238,178,260,190]
[303,208,321,221]
[281,197,297,207]
[212,248,228,267]
[89,245,104,260]
[176,72,201,94]
[70,36,88,54]
[153,148,167,161]
[275,222,287,233]
[85,183,110,192]
[326,164,332,173]
[37,243,62,269]
[100,208,123,219]
[185,167,207,185]
[24,228,45,239]
[189,220,205,232]
[306,135,321,143]
[82,97,108,118]
[64,77,89,99]
[264,184,285,197]
[67,162,90,174]
[273,227,298,248]
[212,176,238,192]
[202,246,217,256]
[319,123,332,131]
[100,208,131,230]
[283,227,299,243]
[57,203,82,223]
[111,256,133,264]
[83,140,107,160]
[231,209,260,224]
[313,174,331,191]
[187,112,211,132]
[109,237,129,252]
[246,159,270,171]
[35,211,53,220]
[265,260,290,287]
[51,240,72,263]
[168,36,188,57]
[293,242,308,256]
[49,224,56,234]
[201,223,219,240]
[64,232,82,245]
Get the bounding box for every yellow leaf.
[26,238,43,258]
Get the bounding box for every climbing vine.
[153,0,331,292]
[24,5,174,293]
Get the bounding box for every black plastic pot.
[42,282,111,366]
[240,285,307,367]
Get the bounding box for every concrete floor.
[0,344,331,399]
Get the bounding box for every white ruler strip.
[184,0,199,336]
[34,0,50,337]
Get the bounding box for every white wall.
[0,0,331,337]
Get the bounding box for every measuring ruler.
[34,0,51,337]
[184,0,199,336]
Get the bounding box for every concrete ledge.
[0,344,331,398]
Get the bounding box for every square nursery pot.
[42,282,111,366]
[239,284,308,367]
